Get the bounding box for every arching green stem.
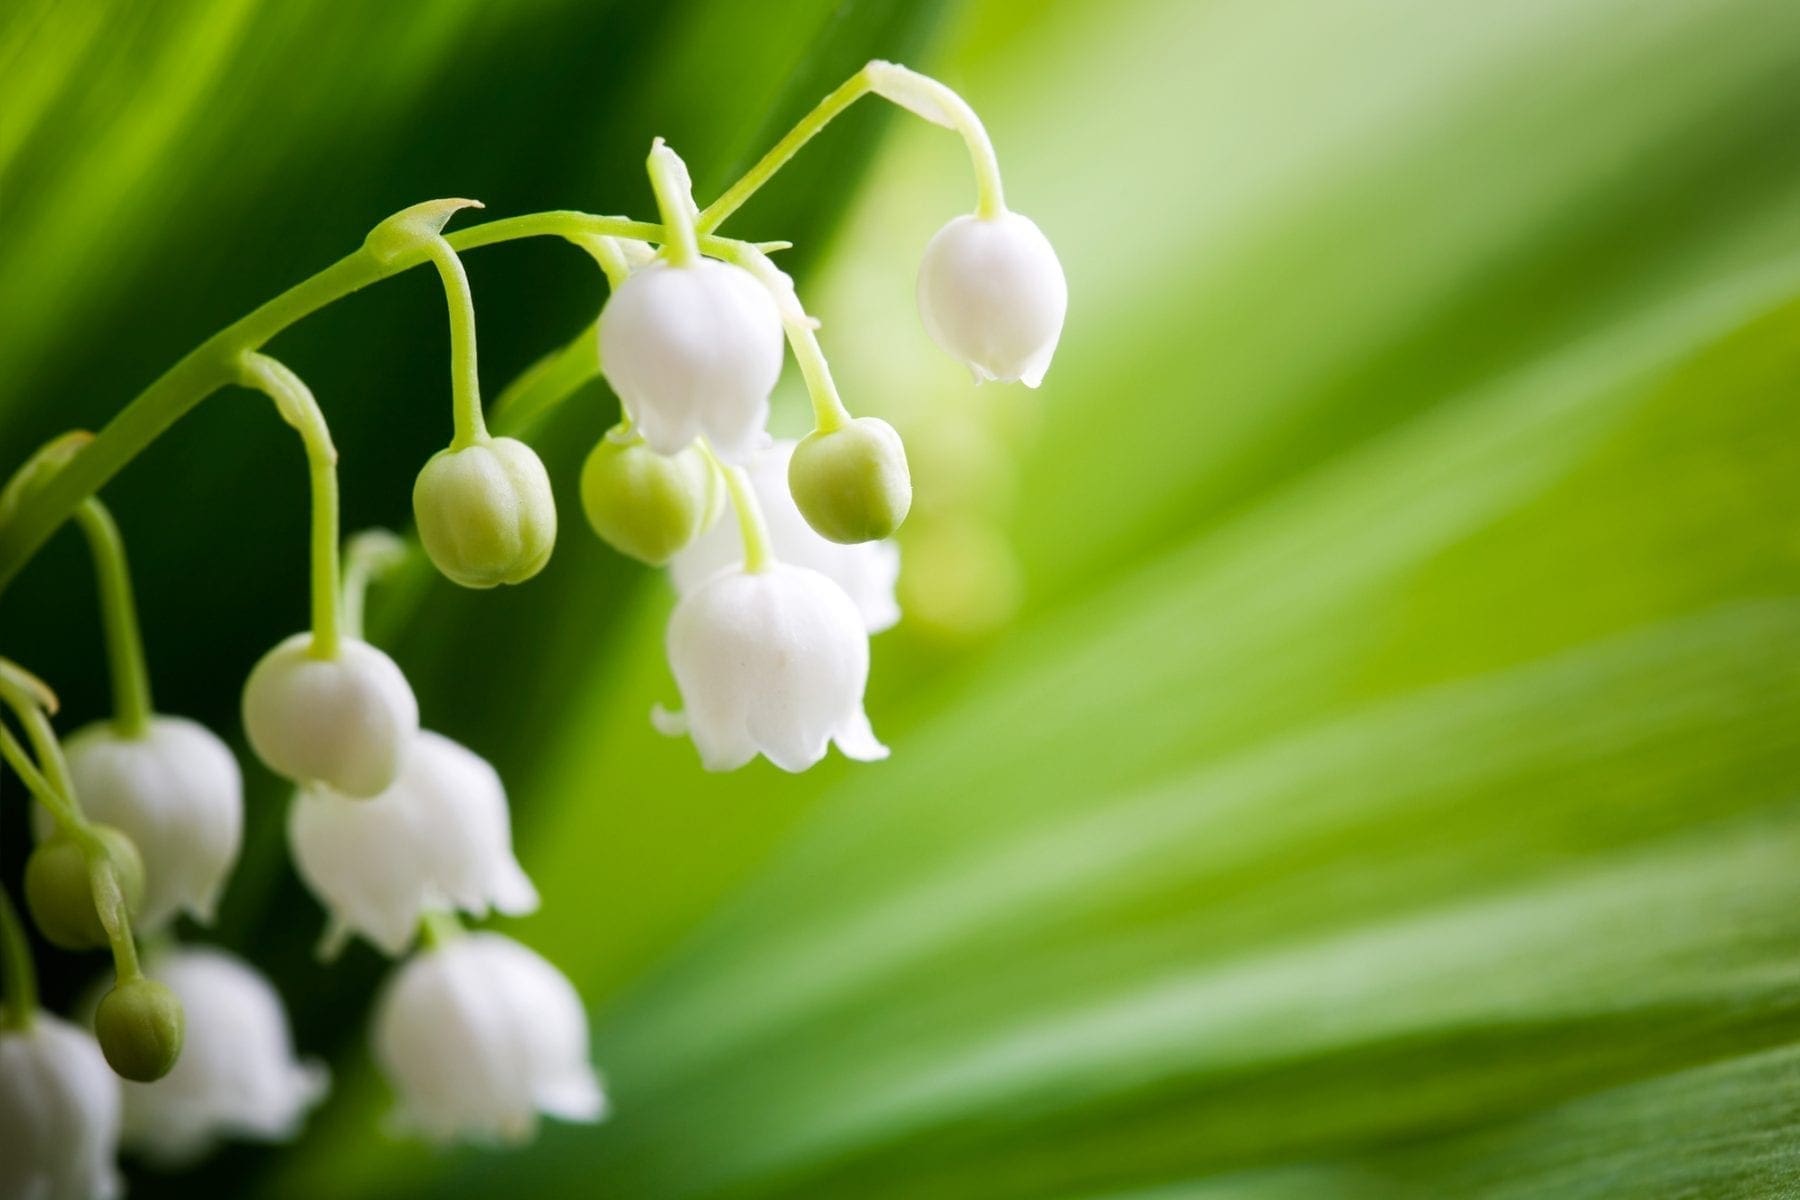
[237,353,342,659]
[341,529,408,642]
[698,69,875,233]
[0,724,81,836]
[73,499,152,737]
[418,238,488,450]
[0,886,36,1030]
[699,440,774,573]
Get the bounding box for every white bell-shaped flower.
[0,1013,122,1200]
[289,730,538,957]
[656,562,888,772]
[48,716,243,933]
[372,931,604,1143]
[119,946,327,1164]
[242,632,419,799]
[916,210,1067,387]
[598,258,784,462]
[670,440,899,633]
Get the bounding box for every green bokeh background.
[5,0,1800,1196]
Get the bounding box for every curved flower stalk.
[290,729,539,958]
[670,438,900,634]
[117,946,326,1165]
[373,928,603,1143]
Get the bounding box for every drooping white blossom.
[655,562,888,772]
[372,932,604,1144]
[598,258,784,461]
[118,946,326,1165]
[49,716,243,933]
[916,211,1067,387]
[289,730,538,957]
[242,633,419,799]
[670,440,900,634]
[0,1013,122,1200]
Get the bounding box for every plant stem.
[0,885,36,1030]
[700,441,774,573]
[419,238,488,449]
[0,212,667,597]
[419,909,463,950]
[238,353,342,658]
[340,529,408,642]
[0,724,82,836]
[697,69,874,233]
[647,141,701,267]
[73,499,153,738]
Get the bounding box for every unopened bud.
[413,437,558,588]
[95,977,185,1082]
[789,417,912,544]
[24,827,143,950]
[579,432,721,566]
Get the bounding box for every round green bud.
[789,417,912,544]
[579,432,722,566]
[24,827,144,951]
[95,977,185,1081]
[413,436,557,588]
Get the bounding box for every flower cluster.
[0,59,1061,1196]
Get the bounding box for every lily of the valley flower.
[372,931,603,1143]
[0,1012,122,1200]
[670,439,900,634]
[289,730,538,957]
[656,561,888,772]
[597,257,784,462]
[916,210,1067,387]
[49,716,243,933]
[242,633,419,799]
[119,946,326,1165]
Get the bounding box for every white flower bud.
[413,436,557,589]
[119,946,327,1164]
[242,633,419,799]
[671,440,899,634]
[373,932,604,1143]
[47,716,243,933]
[916,211,1067,387]
[0,1013,123,1200]
[656,562,888,772]
[289,730,538,957]
[598,258,784,461]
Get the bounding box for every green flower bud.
[24,827,144,951]
[95,977,185,1082]
[789,417,912,544]
[413,436,557,588]
[579,431,722,566]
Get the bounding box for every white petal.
[665,563,882,773]
[242,633,419,798]
[61,716,243,931]
[0,1015,122,1200]
[598,259,784,463]
[917,211,1067,387]
[120,947,326,1164]
[373,933,602,1144]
